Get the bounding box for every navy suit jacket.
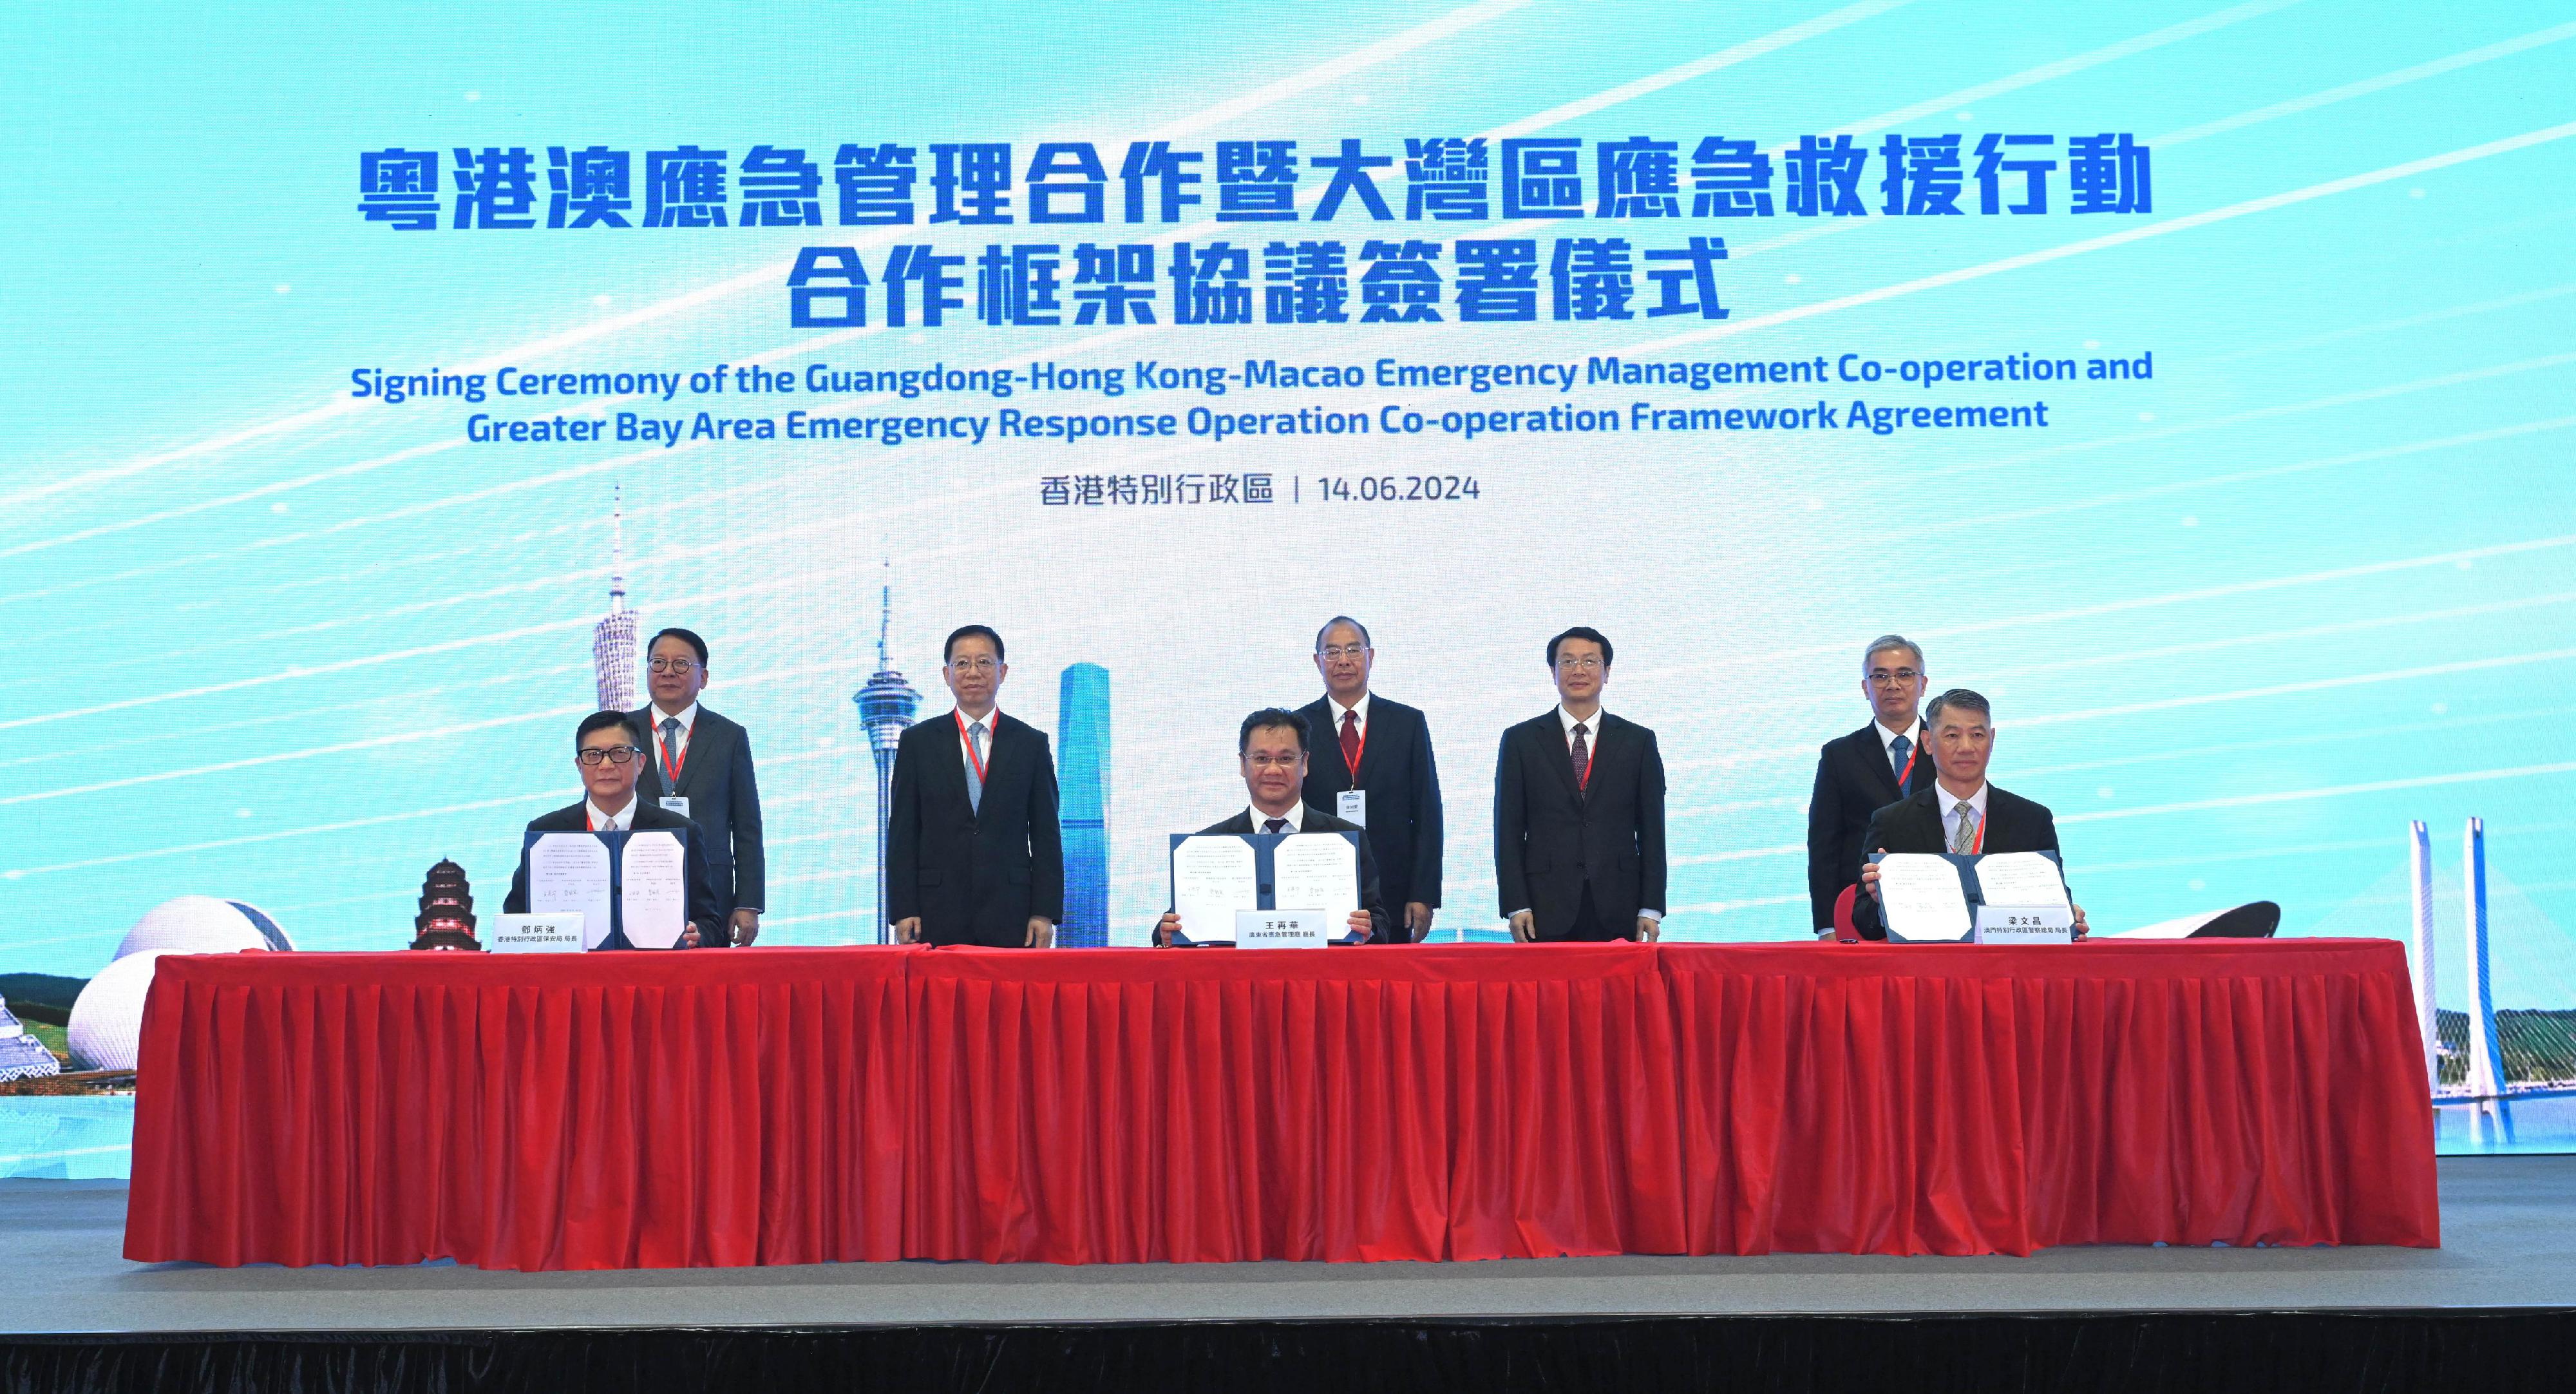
[1805,721,1937,930]
[631,704,764,940]
[502,801,723,948]
[1297,694,1444,933]
[1160,805,1394,945]
[1492,710,1667,939]
[1850,782,2066,940]
[885,711,1065,946]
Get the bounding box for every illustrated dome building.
[71,896,298,1074]
[115,895,292,958]
[0,997,61,1083]
[67,950,168,1073]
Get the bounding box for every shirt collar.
[1249,801,1305,832]
[1331,692,1370,727]
[649,701,700,732]
[587,795,638,830]
[1938,781,1990,818]
[954,705,999,731]
[1875,719,1919,751]
[1558,705,1605,737]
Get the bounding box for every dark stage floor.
[7,1156,2572,1335]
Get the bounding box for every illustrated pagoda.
[411,858,483,951]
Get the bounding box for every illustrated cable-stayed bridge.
[2412,818,2576,1147]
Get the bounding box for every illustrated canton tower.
[591,484,639,710]
[853,577,920,944]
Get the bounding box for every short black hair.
[1547,626,1614,669]
[648,627,708,667]
[576,709,643,750]
[1238,707,1310,755]
[1314,616,1371,651]
[945,624,1005,664]
[1924,688,1993,725]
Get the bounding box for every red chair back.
[1832,884,1862,942]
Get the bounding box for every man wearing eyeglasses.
[1296,617,1444,944]
[886,625,1064,947]
[1155,709,1387,946]
[1493,627,1667,942]
[1805,635,1939,939]
[628,627,766,946]
[505,710,721,948]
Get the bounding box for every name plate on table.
[1237,909,1329,948]
[488,913,585,953]
[1974,904,2074,944]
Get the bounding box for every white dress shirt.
[585,796,637,832]
[1550,705,1660,922]
[1877,720,1923,781]
[1248,801,1306,834]
[1937,781,1991,852]
[647,701,699,775]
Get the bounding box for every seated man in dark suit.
[1155,708,1390,946]
[1853,688,2088,940]
[506,710,722,948]
[1806,634,1938,938]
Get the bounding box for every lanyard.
[1893,738,1918,792]
[656,714,692,786]
[955,710,989,785]
[1338,707,1367,781]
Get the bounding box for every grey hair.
[1862,634,1923,672]
[1924,688,1992,725]
[1314,616,1372,651]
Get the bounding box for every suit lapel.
[676,716,717,797]
[972,715,1008,823]
[1540,712,1583,803]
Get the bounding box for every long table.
[124,940,2438,1270]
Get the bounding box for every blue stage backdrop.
[3,1,2573,1158]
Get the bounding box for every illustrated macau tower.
[1056,663,1111,946]
[853,578,920,945]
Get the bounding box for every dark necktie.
[660,716,682,784]
[1340,709,1361,774]
[1264,817,1288,834]
[1571,721,1591,793]
[1889,733,1911,788]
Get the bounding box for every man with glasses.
[504,710,721,948]
[1493,627,1667,942]
[1296,617,1444,944]
[1155,709,1387,946]
[886,625,1065,947]
[1805,635,1939,938]
[629,627,766,946]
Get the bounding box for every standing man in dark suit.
[1297,616,1443,944]
[506,710,721,948]
[1155,709,1388,946]
[1853,688,2089,940]
[631,627,764,946]
[886,625,1065,947]
[1806,634,1938,937]
[1493,627,1667,942]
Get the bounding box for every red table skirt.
[124,940,2437,1270]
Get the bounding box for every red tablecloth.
[125,940,2437,1270]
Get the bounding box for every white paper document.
[1171,834,1259,943]
[1875,854,1974,942]
[1273,832,1361,939]
[527,834,614,950]
[618,830,690,949]
[1973,852,2070,910]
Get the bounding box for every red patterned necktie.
[1340,709,1361,774]
[1571,721,1591,792]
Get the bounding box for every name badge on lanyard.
[1336,789,1367,827]
[659,795,691,819]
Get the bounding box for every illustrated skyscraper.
[591,483,638,710]
[853,577,920,944]
[1056,662,1111,947]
